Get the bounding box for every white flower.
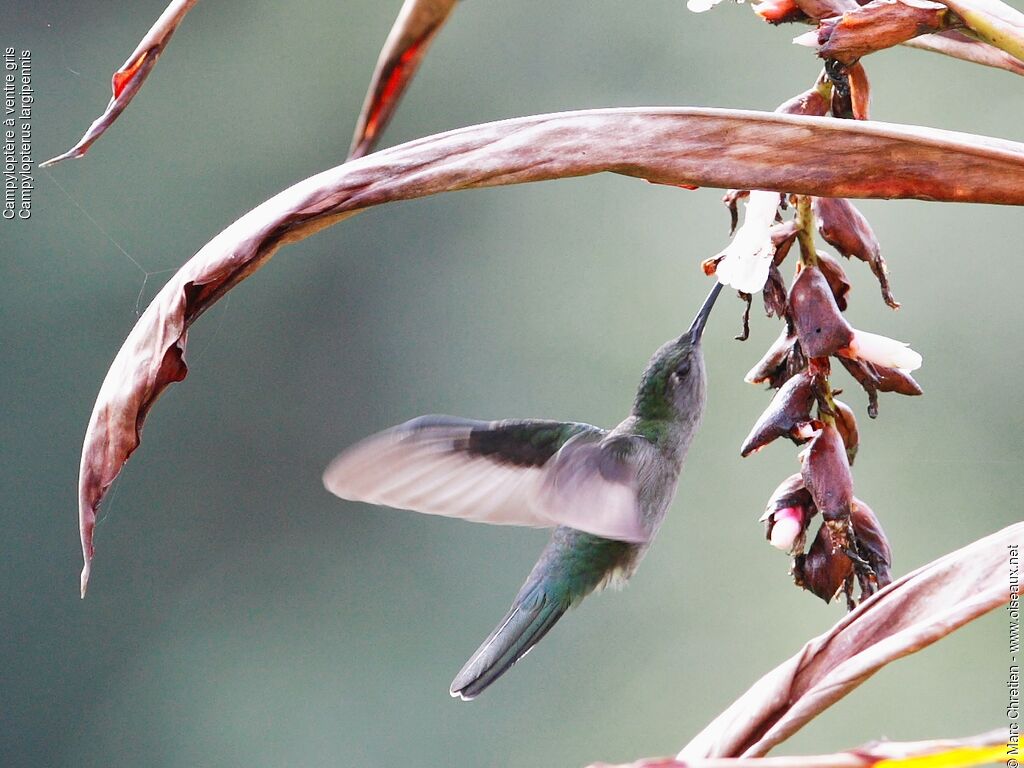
[687,0,725,10]
[713,190,780,294]
[843,329,923,372]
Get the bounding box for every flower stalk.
[717,69,930,606]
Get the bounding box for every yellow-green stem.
[794,195,839,424]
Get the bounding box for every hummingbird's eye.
[674,360,691,378]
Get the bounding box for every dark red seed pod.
[789,266,855,359]
[763,264,789,319]
[745,328,806,389]
[800,423,854,523]
[741,371,818,456]
[813,196,898,308]
[838,356,879,416]
[813,197,877,264]
[794,523,854,603]
[765,473,814,514]
[851,497,893,588]
[807,0,950,63]
[838,356,922,417]
[771,220,800,267]
[816,250,852,311]
[872,364,924,396]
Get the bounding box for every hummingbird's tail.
[450,528,635,701]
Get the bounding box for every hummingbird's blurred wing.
[322,415,607,529]
[535,433,652,544]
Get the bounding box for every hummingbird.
[322,283,723,700]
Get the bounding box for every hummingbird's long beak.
[684,282,724,343]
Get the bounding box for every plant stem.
[793,195,839,424]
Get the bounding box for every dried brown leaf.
[679,522,1023,759]
[41,0,199,168]
[907,29,1024,75]
[75,108,1024,593]
[348,0,459,160]
[934,0,1024,62]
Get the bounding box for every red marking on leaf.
[363,41,424,142]
[112,51,149,99]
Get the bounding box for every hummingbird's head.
[633,283,723,420]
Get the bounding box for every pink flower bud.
[761,473,815,554]
[768,507,806,551]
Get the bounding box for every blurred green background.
[4,1,1022,766]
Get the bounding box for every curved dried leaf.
[41,0,199,168]
[591,729,1006,767]
[349,0,459,160]
[76,108,1024,594]
[907,30,1024,75]
[679,521,1023,759]
[935,0,1024,62]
